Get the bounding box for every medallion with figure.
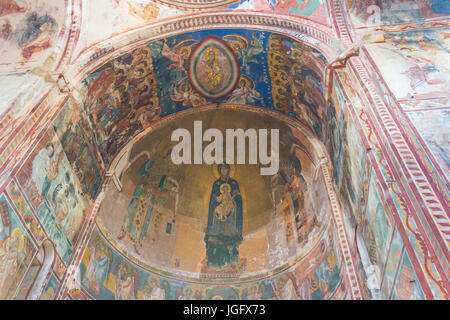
[188,36,240,100]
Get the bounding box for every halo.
[238,75,255,89]
[147,275,160,286]
[219,183,231,194]
[12,228,24,252]
[212,163,236,179]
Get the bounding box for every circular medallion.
[188,36,240,100]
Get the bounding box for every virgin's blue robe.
[204,178,243,267]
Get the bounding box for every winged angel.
[161,39,198,72]
[223,33,264,68]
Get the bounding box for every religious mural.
[380,229,404,299]
[253,0,331,25]
[0,0,447,302]
[6,179,46,244]
[81,29,330,170]
[407,109,450,181]
[204,164,243,268]
[16,127,87,263]
[39,273,60,300]
[75,223,344,300]
[267,33,328,140]
[81,45,161,166]
[0,194,37,299]
[0,0,65,73]
[89,107,333,288]
[367,29,450,101]
[347,0,450,27]
[52,99,104,202]
[360,168,394,277]
[391,250,425,299]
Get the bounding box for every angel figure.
[170,78,207,107]
[161,39,197,72]
[223,33,264,68]
[226,77,263,105]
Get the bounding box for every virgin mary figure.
[204,164,243,268]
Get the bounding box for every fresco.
[16,127,87,263]
[0,0,65,73]
[347,0,450,27]
[76,223,343,300]
[329,80,370,228]
[94,107,332,282]
[77,0,180,58]
[39,273,60,300]
[52,98,104,201]
[267,33,328,140]
[156,0,245,9]
[407,109,450,181]
[366,29,450,101]
[187,36,241,100]
[391,251,425,299]
[253,0,331,25]
[380,229,403,299]
[147,29,272,114]
[81,45,161,166]
[74,0,331,58]
[361,169,394,272]
[0,193,37,299]
[6,179,46,244]
[81,29,329,166]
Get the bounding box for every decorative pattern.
[155,0,245,10]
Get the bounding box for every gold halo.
[12,228,24,252]
[212,163,236,179]
[147,276,160,286]
[238,75,254,89]
[219,183,231,194]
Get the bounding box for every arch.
[25,239,56,300]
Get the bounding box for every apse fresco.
[347,0,450,27]
[94,108,332,280]
[81,29,329,166]
[76,225,344,300]
[0,194,37,299]
[16,127,87,263]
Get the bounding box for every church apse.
[73,106,348,300]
